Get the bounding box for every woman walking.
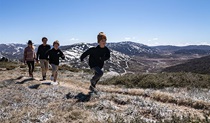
[24,40,36,78]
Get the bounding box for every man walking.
[36,37,51,80]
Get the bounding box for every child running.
[46,40,65,85]
[80,32,110,92]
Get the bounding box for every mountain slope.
[61,43,131,73]
[162,55,210,74]
[154,45,210,55]
[1,42,210,73]
[106,41,159,56]
[0,44,27,60]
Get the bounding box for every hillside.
[162,55,210,74]
[61,43,131,73]
[0,41,159,60]
[0,44,27,60]
[0,63,210,122]
[154,45,210,55]
[1,42,210,73]
[105,41,159,56]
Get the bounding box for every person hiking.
[46,40,65,85]
[80,32,110,92]
[36,37,51,80]
[24,40,36,78]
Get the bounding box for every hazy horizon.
[1,40,210,47]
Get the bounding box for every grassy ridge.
[101,72,210,89]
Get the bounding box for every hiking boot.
[51,81,58,85]
[50,76,54,81]
[90,80,96,88]
[43,76,46,80]
[89,85,98,92]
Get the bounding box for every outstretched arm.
[80,48,93,62]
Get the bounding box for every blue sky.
[0,0,210,46]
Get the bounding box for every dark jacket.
[46,48,65,65]
[80,45,110,69]
[36,44,51,60]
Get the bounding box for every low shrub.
[101,72,210,89]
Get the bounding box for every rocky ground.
[0,67,210,123]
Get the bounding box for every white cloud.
[147,38,159,42]
[198,42,210,45]
[124,37,136,40]
[70,38,79,41]
[144,38,160,46]
[152,38,158,41]
[124,37,131,40]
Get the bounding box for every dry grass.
[0,61,19,70]
[59,64,92,73]
[1,69,210,123]
[99,87,210,110]
[151,91,210,110]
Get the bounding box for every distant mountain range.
[0,43,26,60]
[106,41,159,56]
[154,45,210,55]
[1,41,210,73]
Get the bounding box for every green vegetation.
[101,72,210,89]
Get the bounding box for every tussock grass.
[59,64,80,72]
[100,87,210,110]
[101,72,210,89]
[59,64,92,73]
[20,64,27,68]
[151,91,210,110]
[0,61,19,70]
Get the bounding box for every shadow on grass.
[14,76,35,84]
[15,78,35,84]
[14,76,52,89]
[29,84,40,89]
[29,82,52,89]
[65,92,93,102]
